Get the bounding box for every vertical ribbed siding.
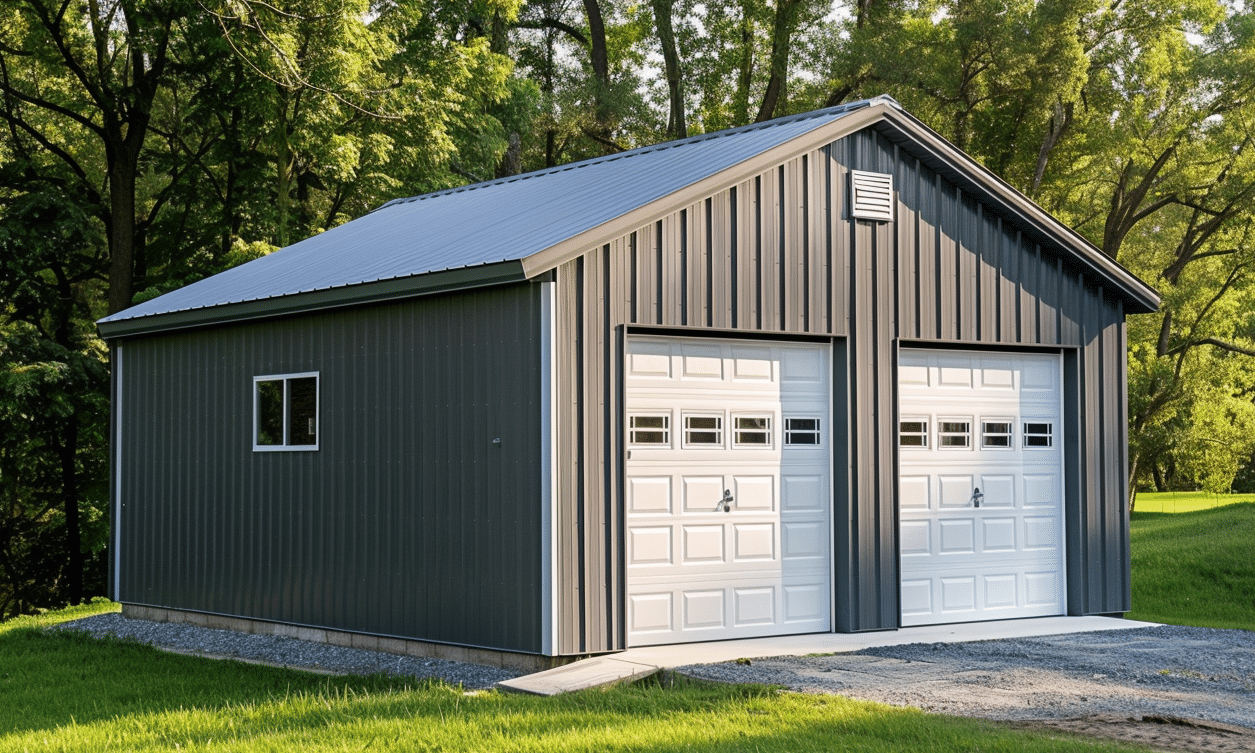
[554,123,1135,650]
[118,283,546,652]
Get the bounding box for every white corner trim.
[539,281,558,655]
[113,343,123,600]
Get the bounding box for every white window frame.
[936,416,973,450]
[784,415,824,448]
[253,371,320,452]
[898,416,929,449]
[980,417,1015,450]
[1023,420,1054,449]
[731,413,773,449]
[627,412,672,448]
[682,412,724,449]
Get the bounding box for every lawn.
[0,602,1148,753]
[1130,489,1255,513]
[1127,497,1255,629]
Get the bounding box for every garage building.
[97,96,1160,666]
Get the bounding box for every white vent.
[850,170,894,221]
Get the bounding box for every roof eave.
[97,260,529,340]
[870,110,1160,315]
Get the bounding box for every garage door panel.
[733,476,775,511]
[781,475,823,511]
[1024,516,1060,549]
[732,523,775,561]
[939,475,976,508]
[900,520,931,556]
[628,477,672,514]
[682,590,726,629]
[982,574,1018,608]
[683,476,725,513]
[900,349,1064,627]
[980,475,1015,508]
[939,519,976,554]
[940,577,977,611]
[783,583,827,622]
[627,336,831,646]
[629,526,673,566]
[629,593,673,634]
[900,476,930,510]
[982,517,1016,551]
[682,525,725,564]
[733,587,776,626]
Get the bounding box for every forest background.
[3,0,1255,620]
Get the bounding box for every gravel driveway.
[678,624,1255,752]
[54,615,1254,751]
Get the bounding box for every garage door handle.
[971,487,983,508]
[716,489,734,513]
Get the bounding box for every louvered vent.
[850,170,894,221]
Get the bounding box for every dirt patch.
[1008,715,1255,753]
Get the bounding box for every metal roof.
[98,95,1159,337]
[99,99,875,331]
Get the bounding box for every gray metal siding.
[117,283,546,652]
[555,125,1133,651]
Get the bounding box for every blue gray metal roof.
[99,99,876,330]
[98,95,1159,337]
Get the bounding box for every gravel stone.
[677,625,1255,729]
[51,613,522,690]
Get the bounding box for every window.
[899,419,929,448]
[683,414,723,447]
[785,417,822,446]
[733,415,772,447]
[938,419,971,449]
[1024,421,1053,448]
[982,420,1013,449]
[254,373,319,450]
[629,414,670,446]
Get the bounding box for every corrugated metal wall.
[117,283,547,652]
[555,125,1131,653]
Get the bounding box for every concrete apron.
[497,615,1159,696]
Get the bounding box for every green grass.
[1131,490,1255,513]
[0,603,1148,752]
[1128,501,1255,629]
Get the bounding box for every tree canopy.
[4,0,1255,617]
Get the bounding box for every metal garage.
[99,96,1159,665]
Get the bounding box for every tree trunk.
[652,0,686,139]
[61,417,81,604]
[582,0,613,144]
[105,155,137,315]
[755,0,799,122]
[734,0,754,125]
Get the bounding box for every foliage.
[6,0,1255,609]
[0,603,1148,752]
[1127,502,1255,629]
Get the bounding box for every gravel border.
[677,624,1255,728]
[51,613,522,690]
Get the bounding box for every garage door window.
[733,415,772,447]
[981,420,1013,449]
[785,417,822,446]
[684,414,723,447]
[629,415,670,446]
[938,419,971,449]
[1024,421,1053,448]
[899,418,929,448]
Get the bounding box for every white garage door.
[624,336,832,646]
[898,349,1065,627]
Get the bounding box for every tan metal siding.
[553,126,1135,650]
